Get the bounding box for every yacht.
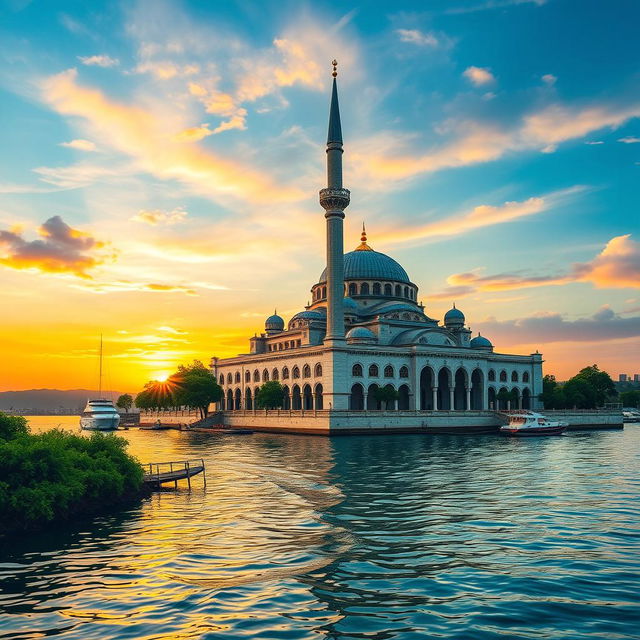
[79,335,120,431]
[500,411,567,437]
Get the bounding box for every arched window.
[219,375,224,385]
[511,371,519,382]
[384,283,392,296]
[245,371,250,383]
[523,372,530,383]
[292,366,300,379]
[303,364,311,378]
[314,363,322,377]
[384,365,394,378]
[373,282,381,295]
[261,369,268,382]
[272,368,279,381]
[235,372,241,383]
[349,282,357,296]
[352,363,363,377]
[361,282,370,295]
[395,285,401,296]
[282,366,290,379]
[500,370,507,382]
[322,286,327,298]
[404,286,409,298]
[402,313,411,320]
[227,373,233,384]
[399,366,409,378]
[369,364,379,377]
[488,369,496,382]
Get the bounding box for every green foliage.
[573,365,616,406]
[0,413,144,535]
[620,390,640,407]
[116,393,133,412]
[0,413,28,440]
[170,361,223,418]
[374,385,399,408]
[256,381,284,409]
[539,365,617,409]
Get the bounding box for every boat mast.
[99,334,103,397]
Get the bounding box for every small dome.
[444,304,465,326]
[265,312,284,332]
[470,333,493,349]
[342,296,359,314]
[289,310,325,324]
[346,326,377,343]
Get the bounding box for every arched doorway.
[350,383,365,410]
[282,385,290,410]
[226,389,233,410]
[511,387,520,410]
[498,387,509,410]
[438,368,451,410]
[398,384,410,410]
[522,387,531,409]
[488,387,496,410]
[234,388,241,410]
[245,388,253,410]
[292,385,302,410]
[367,383,380,410]
[303,384,313,410]
[471,369,484,410]
[454,368,467,410]
[419,366,434,410]
[314,383,323,409]
[383,384,396,410]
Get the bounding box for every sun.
[154,372,169,382]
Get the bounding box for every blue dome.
[470,334,492,348]
[342,296,359,313]
[346,326,377,342]
[444,306,465,324]
[290,310,324,322]
[319,250,410,283]
[265,313,284,331]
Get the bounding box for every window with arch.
[235,372,241,383]
[348,282,357,296]
[399,366,409,378]
[219,375,224,385]
[404,286,409,298]
[245,371,250,383]
[402,313,411,320]
[395,285,401,296]
[282,367,290,379]
[292,366,300,379]
[322,286,326,298]
[352,363,363,377]
[272,368,279,381]
[369,364,379,377]
[384,365,394,378]
[384,283,392,296]
[373,282,381,295]
[488,370,496,382]
[511,371,519,382]
[262,369,269,382]
[361,282,370,295]
[303,364,311,378]
[523,372,530,383]
[499,370,507,382]
[227,373,232,384]
[314,363,322,377]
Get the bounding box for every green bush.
[0,414,144,535]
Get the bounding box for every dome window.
[373,283,381,295]
[384,284,392,296]
[395,285,401,296]
[349,283,357,296]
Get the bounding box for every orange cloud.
[0,216,107,278]
[463,66,495,86]
[131,207,188,226]
[59,138,97,151]
[41,69,303,203]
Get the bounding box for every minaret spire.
[319,59,350,345]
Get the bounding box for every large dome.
[319,250,410,283]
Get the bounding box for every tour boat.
[622,409,640,423]
[80,335,120,431]
[500,411,567,437]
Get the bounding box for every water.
[1,418,638,639]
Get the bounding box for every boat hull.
[500,425,567,437]
[80,415,120,431]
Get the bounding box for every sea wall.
[544,410,623,429]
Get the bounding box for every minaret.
[320,60,350,345]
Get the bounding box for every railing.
[143,458,206,489]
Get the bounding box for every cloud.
[541,74,557,86]
[158,325,188,334]
[475,306,640,345]
[41,68,302,203]
[131,207,188,225]
[173,124,214,142]
[78,55,119,68]
[395,29,440,47]
[585,140,604,145]
[134,61,200,79]
[0,215,108,278]
[59,139,97,151]
[463,66,495,86]
[352,99,640,183]
[618,136,640,144]
[432,234,640,299]
[446,0,546,13]
[33,164,120,189]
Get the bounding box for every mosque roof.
[470,334,493,348]
[444,304,465,323]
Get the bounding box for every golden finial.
[332,59,338,78]
[355,222,373,251]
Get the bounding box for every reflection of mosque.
[211,63,543,434]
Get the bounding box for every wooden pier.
[143,458,206,489]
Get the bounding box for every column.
[432,386,438,411]
[466,387,471,411]
[449,388,455,411]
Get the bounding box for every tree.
[170,361,223,419]
[620,390,640,407]
[374,385,399,409]
[496,388,517,409]
[563,377,596,409]
[573,365,616,407]
[116,394,133,412]
[256,381,284,409]
[0,413,28,440]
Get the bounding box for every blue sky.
[0,0,639,389]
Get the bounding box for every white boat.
[622,409,640,423]
[80,399,120,431]
[80,335,120,431]
[500,411,567,437]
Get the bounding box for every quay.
[143,459,206,489]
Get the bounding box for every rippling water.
[1,418,638,639]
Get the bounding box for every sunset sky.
[1,0,639,392]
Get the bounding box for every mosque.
[211,62,543,434]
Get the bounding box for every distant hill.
[0,389,132,412]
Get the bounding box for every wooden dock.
[143,458,206,489]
